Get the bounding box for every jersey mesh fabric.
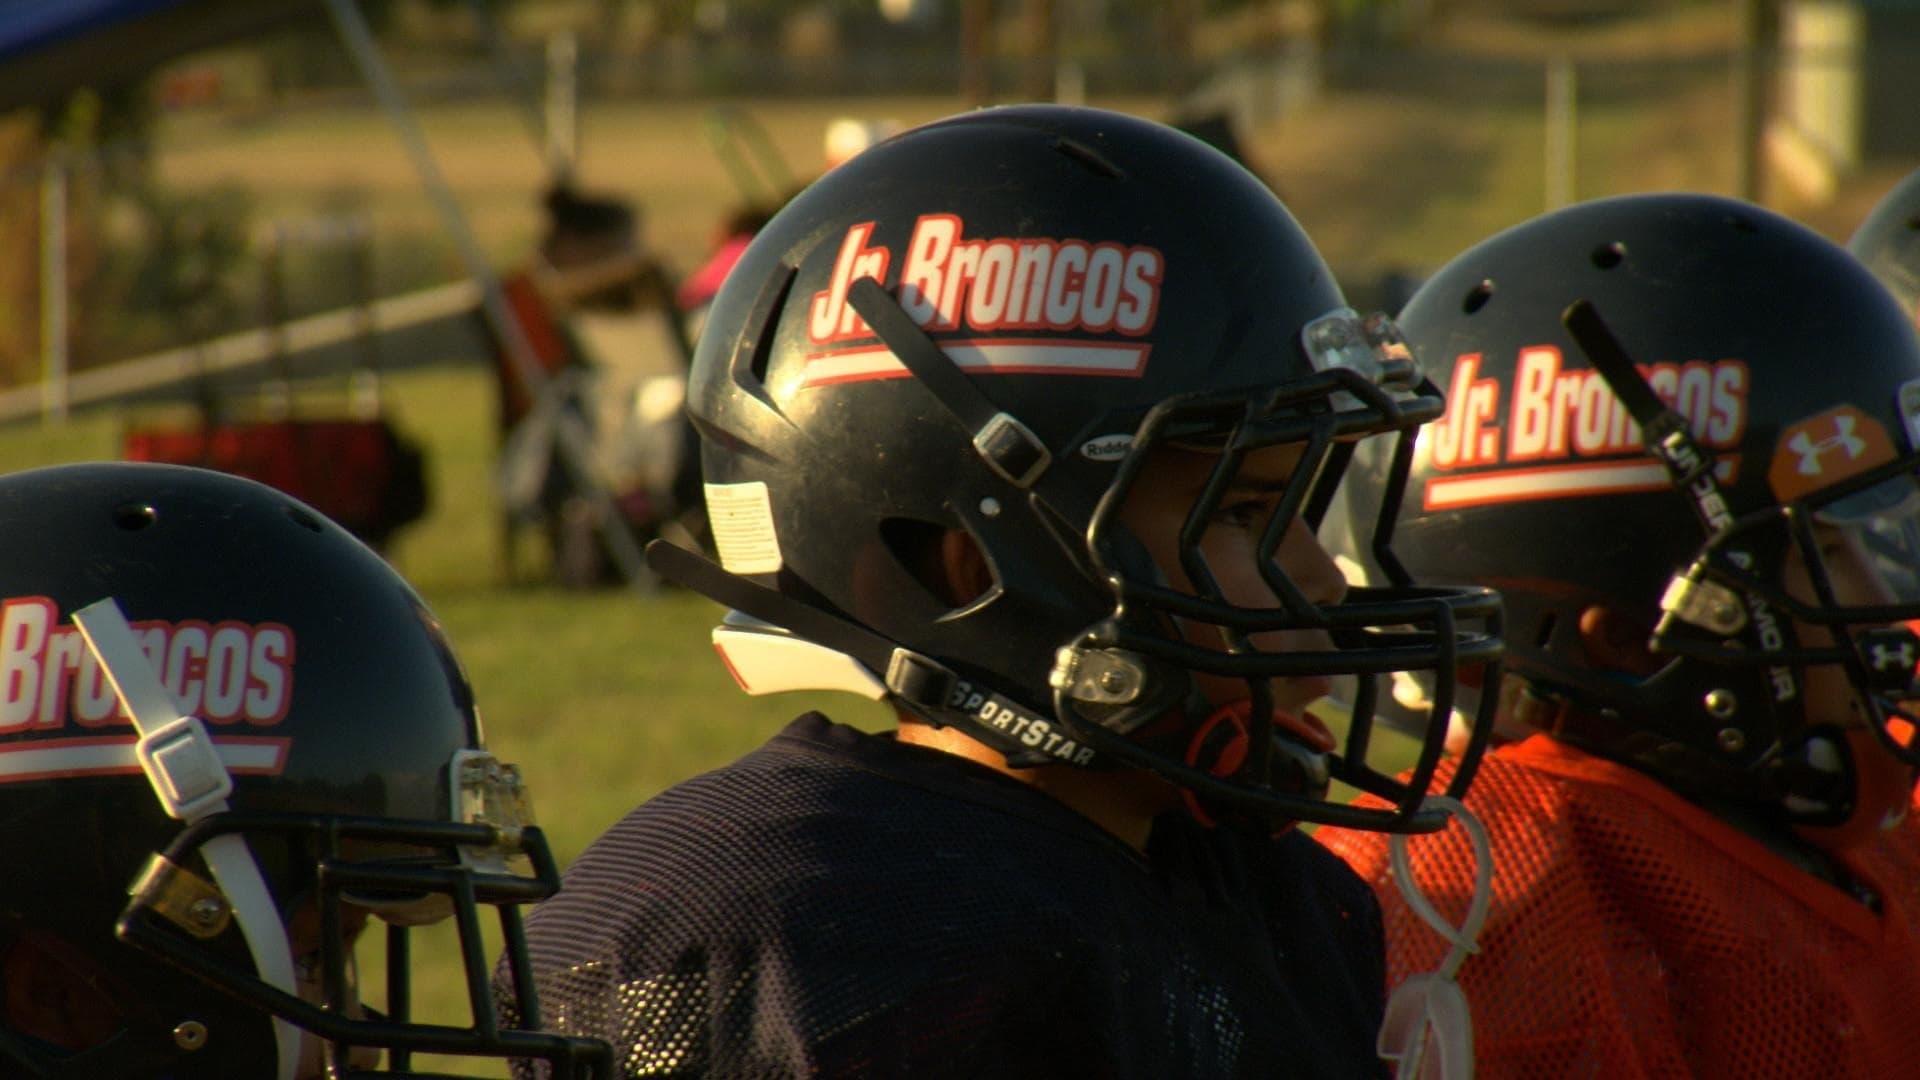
[1315,734,1920,1080]
[501,713,1389,1079]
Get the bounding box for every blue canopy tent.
[0,0,652,585]
[0,0,320,110]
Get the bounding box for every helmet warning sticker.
[706,481,784,575]
[0,596,293,783]
[1420,346,1749,510]
[1768,405,1896,504]
[799,213,1161,387]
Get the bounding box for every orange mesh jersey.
[1316,735,1920,1079]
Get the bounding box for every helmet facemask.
[1563,301,1920,838]
[1051,350,1503,833]
[63,598,611,1080]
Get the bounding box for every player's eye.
[1212,499,1273,530]
[1815,530,1858,568]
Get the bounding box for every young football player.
[1318,192,1920,1078]
[507,104,1504,1078]
[0,463,610,1078]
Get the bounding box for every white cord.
[1377,795,1493,1080]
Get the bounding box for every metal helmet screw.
[1703,689,1736,720]
[188,897,226,929]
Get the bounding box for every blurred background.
[2,0,1917,1072]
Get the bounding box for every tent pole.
[322,0,653,590]
[40,151,68,425]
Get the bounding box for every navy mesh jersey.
[504,714,1387,1078]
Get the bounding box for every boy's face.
[1116,441,1347,725]
[1788,522,1907,729]
[286,901,382,1076]
[1783,522,1920,845]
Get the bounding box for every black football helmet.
[1849,167,1920,331]
[646,105,1503,833]
[0,464,610,1078]
[1358,192,1920,834]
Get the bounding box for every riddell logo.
[1080,434,1135,461]
[0,596,296,784]
[799,213,1163,387]
[1420,346,1751,510]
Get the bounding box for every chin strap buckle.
[973,412,1052,489]
[886,648,957,710]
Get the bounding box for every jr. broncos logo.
[799,212,1165,387]
[0,596,297,784]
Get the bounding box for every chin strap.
[650,539,1104,768]
[1175,700,1333,829]
[73,599,301,1080]
[1377,795,1492,1080]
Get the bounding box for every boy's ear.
[1577,604,1662,677]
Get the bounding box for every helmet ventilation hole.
[1590,242,1626,269]
[746,266,798,387]
[881,517,991,609]
[1533,611,1557,648]
[113,503,157,531]
[286,506,324,533]
[1905,215,1920,233]
[1462,280,1495,315]
[1725,214,1758,233]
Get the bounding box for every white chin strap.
[74,599,302,1080]
[1377,795,1492,1080]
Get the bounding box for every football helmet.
[1848,166,1920,330]
[0,463,609,1078]
[1360,192,1920,837]
[648,105,1503,833]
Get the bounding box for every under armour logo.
[1861,626,1920,691]
[1788,414,1867,475]
[1871,640,1917,673]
